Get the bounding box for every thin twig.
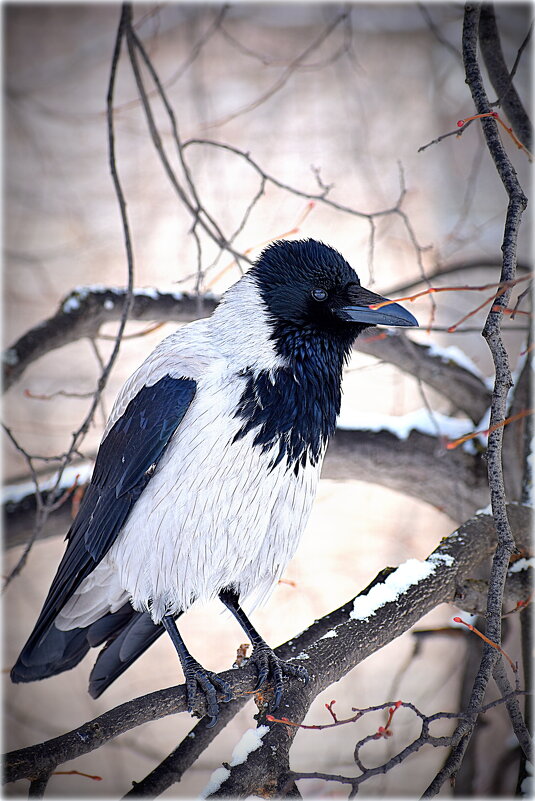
[206,12,348,128]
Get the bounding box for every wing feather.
[11,374,196,680]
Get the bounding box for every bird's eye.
[311,288,328,301]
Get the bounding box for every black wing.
[11,374,196,682]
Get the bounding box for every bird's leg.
[161,615,232,727]
[219,588,308,708]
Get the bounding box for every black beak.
[335,286,418,328]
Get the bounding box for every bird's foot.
[182,656,232,728]
[249,642,309,709]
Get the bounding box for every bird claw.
[249,643,309,709]
[183,660,232,726]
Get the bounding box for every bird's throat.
[233,327,353,474]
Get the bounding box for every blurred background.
[4,3,531,797]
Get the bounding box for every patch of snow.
[509,557,535,574]
[320,629,338,639]
[3,463,93,505]
[200,766,230,798]
[3,348,19,366]
[289,651,309,661]
[135,287,159,299]
[200,725,270,797]
[230,725,269,767]
[63,296,81,313]
[475,503,492,516]
[425,342,486,380]
[171,291,184,301]
[81,284,109,292]
[62,285,170,315]
[62,285,111,313]
[350,559,435,622]
[429,552,455,567]
[520,760,533,797]
[337,407,476,445]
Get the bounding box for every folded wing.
[11,374,196,684]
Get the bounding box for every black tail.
[10,626,92,683]
[11,602,177,698]
[88,608,181,698]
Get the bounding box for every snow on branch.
[4,286,492,425]
[4,504,531,792]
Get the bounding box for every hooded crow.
[11,239,418,725]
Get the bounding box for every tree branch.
[2,289,211,392]
[324,427,488,522]
[502,347,532,502]
[4,505,530,789]
[478,3,532,151]
[4,421,488,555]
[423,5,529,793]
[122,695,250,798]
[4,286,494,427]
[358,332,491,422]
[380,257,531,299]
[1,3,137,592]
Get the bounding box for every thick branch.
[502,349,532,502]
[207,504,532,798]
[123,695,250,798]
[4,424,488,554]
[4,505,530,789]
[358,332,491,422]
[324,428,488,522]
[4,289,492,425]
[2,289,213,392]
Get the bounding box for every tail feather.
[11,602,177,698]
[11,627,91,683]
[88,610,178,699]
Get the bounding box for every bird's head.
[250,239,417,354]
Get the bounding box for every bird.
[11,238,418,726]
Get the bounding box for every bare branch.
[479,4,532,151]
[4,418,488,554]
[4,284,498,430]
[418,118,474,153]
[122,696,249,798]
[4,506,530,790]
[423,6,529,793]
[358,332,491,422]
[2,5,137,592]
[206,11,349,128]
[502,350,532,501]
[324,427,488,522]
[2,289,209,392]
[381,257,531,298]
